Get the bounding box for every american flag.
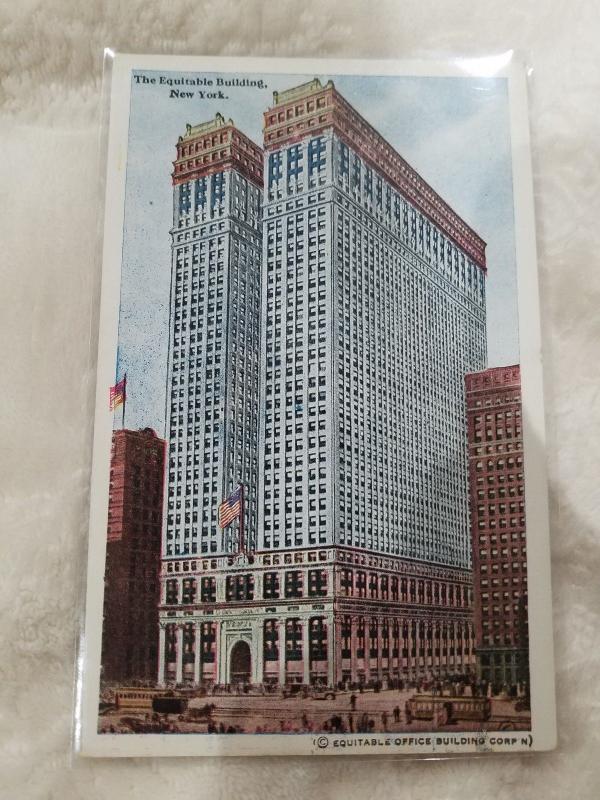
[109,376,126,411]
[218,486,242,529]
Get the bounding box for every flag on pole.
[109,376,127,411]
[218,486,242,529]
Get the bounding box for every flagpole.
[239,482,245,555]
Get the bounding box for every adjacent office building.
[159,80,488,688]
[101,427,165,683]
[465,365,529,689]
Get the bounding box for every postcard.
[78,53,556,757]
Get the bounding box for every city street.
[98,688,531,735]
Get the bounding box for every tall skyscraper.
[259,78,487,566]
[164,113,262,559]
[101,427,165,683]
[465,365,529,690]
[159,82,487,689]
[158,114,262,686]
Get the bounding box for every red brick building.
[101,428,166,683]
[465,365,529,691]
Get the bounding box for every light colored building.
[163,113,262,561]
[258,78,487,567]
[159,81,487,689]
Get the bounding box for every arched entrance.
[229,640,251,684]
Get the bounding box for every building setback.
[465,365,529,689]
[159,80,487,688]
[101,428,165,683]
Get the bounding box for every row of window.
[164,569,329,604]
[339,570,469,606]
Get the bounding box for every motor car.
[311,688,336,700]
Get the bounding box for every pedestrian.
[393,705,400,723]
[348,714,354,733]
[405,700,413,725]
[350,693,357,711]
[381,711,388,732]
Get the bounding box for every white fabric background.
[1,1,599,797]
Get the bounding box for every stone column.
[278,618,286,686]
[193,621,201,685]
[175,624,183,685]
[350,616,358,684]
[435,623,441,675]
[364,618,371,683]
[214,622,222,685]
[302,618,311,684]
[408,621,414,678]
[439,623,444,672]
[327,616,335,687]
[158,623,166,687]
[469,623,475,672]
[216,575,226,603]
[255,571,264,601]
[252,620,264,685]
[453,622,458,671]
[376,618,383,682]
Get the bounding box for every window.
[211,172,225,207]
[263,620,279,660]
[181,578,196,604]
[284,570,303,598]
[308,137,326,174]
[179,182,191,215]
[200,576,216,603]
[285,618,302,660]
[341,568,353,596]
[166,579,178,605]
[195,177,207,209]
[268,152,282,187]
[308,569,327,597]
[356,571,367,598]
[309,617,327,660]
[226,573,254,601]
[287,145,303,179]
[263,571,280,599]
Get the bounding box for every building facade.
[158,547,474,687]
[101,428,165,683]
[164,113,262,559]
[158,81,488,688]
[465,365,529,690]
[258,78,488,566]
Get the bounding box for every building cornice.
[263,79,487,271]
[172,113,263,188]
[465,364,521,393]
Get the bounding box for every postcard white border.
[78,52,556,757]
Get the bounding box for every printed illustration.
[91,62,542,748]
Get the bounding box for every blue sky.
[118,69,517,433]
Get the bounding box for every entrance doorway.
[229,640,251,684]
